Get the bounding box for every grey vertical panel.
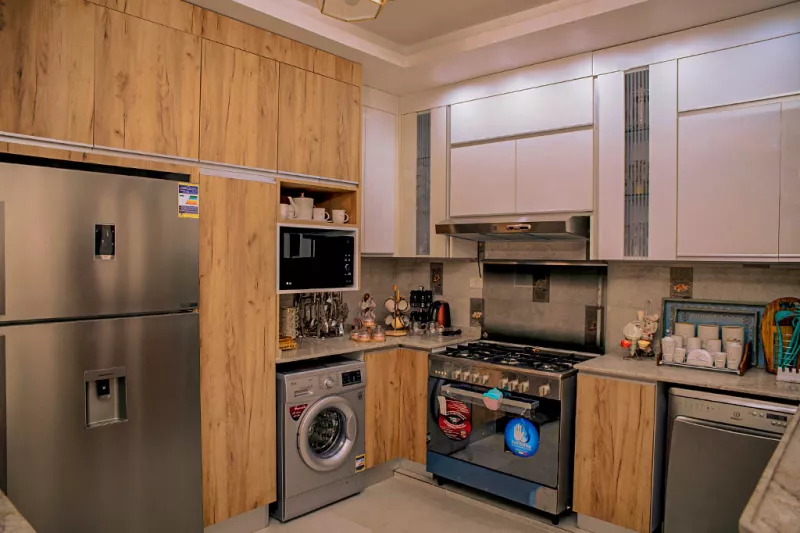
[624,68,650,258]
[416,112,431,256]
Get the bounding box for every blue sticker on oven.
[504,418,539,458]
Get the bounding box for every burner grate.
[441,342,587,373]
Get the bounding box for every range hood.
[435,215,590,242]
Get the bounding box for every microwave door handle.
[439,385,539,416]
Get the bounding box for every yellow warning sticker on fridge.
[178,182,199,218]
[355,454,366,473]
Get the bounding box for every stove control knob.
[498,378,509,389]
[452,370,463,380]
[470,373,480,383]
[480,374,490,385]
[518,381,530,393]
[508,379,519,391]
[539,384,551,397]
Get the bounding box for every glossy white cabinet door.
[677,103,781,259]
[780,101,800,260]
[450,141,516,217]
[678,34,800,112]
[515,129,593,214]
[450,78,594,145]
[362,107,397,255]
[596,72,625,260]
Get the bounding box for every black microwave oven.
[278,225,357,292]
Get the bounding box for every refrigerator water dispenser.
[85,367,127,428]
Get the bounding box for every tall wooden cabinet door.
[780,101,800,260]
[199,175,277,526]
[450,141,516,217]
[319,76,361,182]
[200,40,279,170]
[677,103,781,259]
[574,374,656,533]
[365,350,401,468]
[277,64,323,178]
[95,0,197,33]
[94,7,201,159]
[0,0,95,144]
[399,349,428,464]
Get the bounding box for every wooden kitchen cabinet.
[199,175,278,526]
[200,40,279,170]
[574,374,657,533]
[677,103,781,259]
[278,64,361,182]
[94,7,201,159]
[362,107,397,255]
[365,348,429,468]
[0,0,95,145]
[91,0,197,34]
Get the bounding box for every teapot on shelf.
[288,194,314,220]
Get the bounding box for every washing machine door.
[298,395,358,472]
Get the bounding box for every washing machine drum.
[298,395,358,472]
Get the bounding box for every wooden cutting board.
[762,297,800,373]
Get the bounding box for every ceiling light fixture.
[317,0,389,22]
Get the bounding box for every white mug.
[712,352,727,368]
[280,203,294,220]
[672,335,684,349]
[312,208,330,222]
[722,326,745,350]
[674,347,687,364]
[706,339,722,353]
[726,341,744,370]
[331,209,350,224]
[687,337,702,352]
[675,322,695,346]
[661,336,676,360]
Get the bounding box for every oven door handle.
[439,385,539,416]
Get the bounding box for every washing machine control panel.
[342,370,362,386]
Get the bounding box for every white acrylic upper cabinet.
[678,34,800,112]
[362,107,397,255]
[450,141,515,217]
[677,103,781,259]
[515,129,593,213]
[781,101,800,259]
[450,77,593,145]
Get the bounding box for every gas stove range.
[429,341,592,401]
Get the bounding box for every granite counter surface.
[574,351,800,533]
[277,328,482,363]
[0,491,35,532]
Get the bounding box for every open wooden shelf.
[277,219,358,230]
[278,180,359,226]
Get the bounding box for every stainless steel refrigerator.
[0,159,202,533]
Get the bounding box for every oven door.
[278,225,357,292]
[427,378,561,488]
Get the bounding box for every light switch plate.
[469,277,483,289]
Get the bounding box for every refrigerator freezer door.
[1,313,201,533]
[0,162,198,322]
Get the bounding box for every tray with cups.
[658,299,760,376]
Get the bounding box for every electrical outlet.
[470,277,483,289]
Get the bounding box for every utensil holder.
[777,367,800,383]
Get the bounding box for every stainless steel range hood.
[436,215,590,242]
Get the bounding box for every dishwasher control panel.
[669,388,797,435]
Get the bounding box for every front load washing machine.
[273,356,366,522]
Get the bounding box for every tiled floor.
[262,473,584,533]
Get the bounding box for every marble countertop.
[574,351,800,533]
[277,328,482,363]
[0,491,35,532]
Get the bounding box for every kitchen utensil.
[775,306,800,371]
[687,349,713,367]
[280,203,294,220]
[332,209,350,224]
[288,194,314,220]
[312,207,330,222]
[687,337,702,351]
[762,297,800,373]
[698,324,720,348]
[721,325,745,349]
[430,301,452,328]
[385,298,396,313]
[726,341,744,370]
[706,339,722,353]
[674,347,687,363]
[675,322,696,345]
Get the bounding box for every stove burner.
[441,342,588,374]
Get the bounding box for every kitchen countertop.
[574,351,800,533]
[0,491,35,532]
[277,328,482,363]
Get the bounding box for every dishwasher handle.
[673,415,782,441]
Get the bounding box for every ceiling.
[193,0,798,96]
[299,0,556,45]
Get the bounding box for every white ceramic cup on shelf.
[661,337,676,362]
[687,337,702,352]
[698,324,720,349]
[712,352,727,368]
[332,209,350,224]
[726,341,744,370]
[675,322,696,346]
[312,208,330,222]
[706,339,722,353]
[672,335,684,349]
[674,347,687,364]
[722,326,745,350]
[280,203,294,220]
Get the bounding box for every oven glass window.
[308,408,346,458]
[428,381,562,488]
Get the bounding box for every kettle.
[288,194,314,220]
[430,301,452,328]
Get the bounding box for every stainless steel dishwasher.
[664,388,796,533]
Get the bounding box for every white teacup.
[280,203,294,220]
[312,208,330,222]
[687,337,702,352]
[661,337,676,361]
[674,347,687,363]
[672,335,684,349]
[332,209,350,224]
[706,339,722,353]
[726,341,744,370]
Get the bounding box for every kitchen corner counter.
[0,492,36,532]
[276,328,482,363]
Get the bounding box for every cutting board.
[762,297,800,373]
